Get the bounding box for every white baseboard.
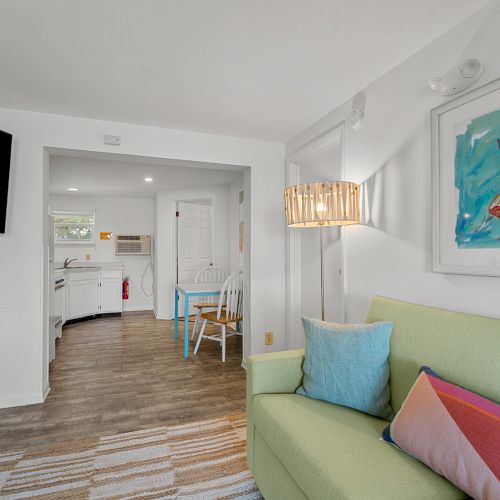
[0,391,46,410]
[123,305,154,313]
[241,357,247,370]
[154,313,171,320]
[42,383,51,402]
[153,310,172,320]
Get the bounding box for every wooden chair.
[191,265,228,341]
[194,274,243,362]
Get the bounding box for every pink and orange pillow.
[382,367,500,500]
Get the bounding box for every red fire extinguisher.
[122,278,129,300]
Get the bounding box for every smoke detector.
[350,91,366,130]
[428,58,483,96]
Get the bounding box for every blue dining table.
[174,282,224,358]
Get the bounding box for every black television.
[0,129,12,234]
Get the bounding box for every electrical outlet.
[265,331,273,345]
[104,134,121,146]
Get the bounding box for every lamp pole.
[319,225,325,321]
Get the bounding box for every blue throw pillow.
[296,317,393,419]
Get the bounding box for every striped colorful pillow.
[382,367,500,500]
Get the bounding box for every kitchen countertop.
[54,262,124,272]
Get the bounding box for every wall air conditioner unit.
[114,235,151,256]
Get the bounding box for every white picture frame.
[432,77,500,277]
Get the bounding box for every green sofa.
[246,296,500,500]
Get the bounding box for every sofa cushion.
[366,296,500,414]
[383,367,500,500]
[253,393,467,500]
[297,317,393,419]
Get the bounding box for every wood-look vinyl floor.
[0,311,246,453]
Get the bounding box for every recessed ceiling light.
[144,177,153,182]
[67,187,79,192]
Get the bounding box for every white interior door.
[285,142,345,351]
[286,125,346,350]
[177,201,213,315]
[299,146,343,326]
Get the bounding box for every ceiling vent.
[114,235,151,256]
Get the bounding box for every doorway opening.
[43,148,249,413]
[285,125,345,349]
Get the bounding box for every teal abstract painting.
[455,108,500,248]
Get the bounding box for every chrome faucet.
[63,258,78,269]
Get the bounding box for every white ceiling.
[0,0,490,141]
[49,153,243,198]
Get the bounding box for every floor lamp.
[284,181,360,321]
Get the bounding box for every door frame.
[41,147,250,407]
[285,123,347,349]
[172,197,216,289]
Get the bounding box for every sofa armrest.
[247,349,305,396]
[246,349,304,472]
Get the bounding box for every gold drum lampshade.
[284,181,360,227]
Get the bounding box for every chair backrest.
[216,274,243,321]
[195,265,228,284]
[366,295,500,414]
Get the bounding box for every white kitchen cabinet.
[99,278,122,313]
[63,281,68,324]
[68,281,99,319]
[67,268,122,320]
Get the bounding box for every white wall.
[0,109,285,408]
[154,183,233,319]
[287,4,500,324]
[50,193,154,312]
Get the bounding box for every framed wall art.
[432,78,500,276]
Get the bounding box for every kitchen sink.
[55,266,87,270]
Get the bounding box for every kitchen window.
[52,210,95,243]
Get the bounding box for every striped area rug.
[0,413,261,499]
